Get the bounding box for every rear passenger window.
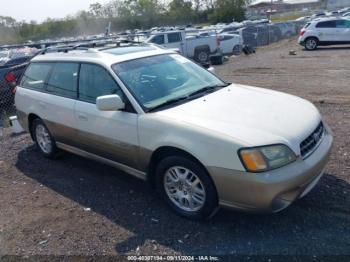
[78,63,124,103]
[336,20,350,28]
[46,63,79,98]
[20,63,52,90]
[167,33,181,43]
[316,21,336,28]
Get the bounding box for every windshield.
[112,54,225,111]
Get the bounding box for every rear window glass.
[46,62,79,98]
[316,21,336,28]
[20,63,52,90]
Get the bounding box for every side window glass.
[316,21,336,28]
[151,35,165,45]
[168,33,181,43]
[20,63,52,90]
[79,63,124,103]
[46,63,79,98]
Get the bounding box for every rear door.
[43,62,79,145]
[315,20,337,42]
[164,32,185,54]
[74,63,139,170]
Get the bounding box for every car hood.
[156,84,321,154]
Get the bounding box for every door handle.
[78,114,88,121]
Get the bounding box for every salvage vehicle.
[15,43,333,220]
[145,30,223,64]
[218,33,243,55]
[299,17,350,50]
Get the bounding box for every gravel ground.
[0,38,349,259]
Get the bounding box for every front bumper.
[208,127,333,213]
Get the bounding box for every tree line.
[0,0,249,45]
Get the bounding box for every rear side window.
[167,33,181,43]
[316,21,336,28]
[20,63,52,90]
[78,63,124,103]
[46,62,79,98]
[336,20,350,28]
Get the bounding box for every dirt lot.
[0,38,349,259]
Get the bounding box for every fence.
[239,20,305,48]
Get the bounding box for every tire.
[194,48,210,64]
[211,55,224,65]
[32,118,58,158]
[155,155,218,220]
[305,37,318,51]
[232,45,242,56]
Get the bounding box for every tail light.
[5,71,17,92]
[300,30,306,37]
[5,71,16,83]
[216,36,220,46]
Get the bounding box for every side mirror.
[208,66,216,74]
[96,94,125,111]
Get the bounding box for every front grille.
[300,122,324,158]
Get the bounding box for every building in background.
[247,0,350,17]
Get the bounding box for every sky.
[0,0,110,22]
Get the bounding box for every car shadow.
[16,145,350,255]
[303,46,350,51]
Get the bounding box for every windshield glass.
[112,54,225,111]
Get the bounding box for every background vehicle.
[218,33,243,55]
[145,30,223,64]
[299,18,350,50]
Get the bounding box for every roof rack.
[39,39,145,55]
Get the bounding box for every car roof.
[31,45,175,66]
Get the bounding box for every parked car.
[0,50,37,108]
[145,30,223,64]
[15,44,333,220]
[218,33,243,55]
[299,17,350,50]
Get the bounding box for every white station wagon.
[15,43,333,219]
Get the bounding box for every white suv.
[15,43,333,219]
[299,17,350,50]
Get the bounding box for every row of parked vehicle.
[295,7,350,50]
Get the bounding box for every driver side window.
[79,63,124,104]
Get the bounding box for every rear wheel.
[32,119,58,158]
[232,45,242,56]
[305,37,318,51]
[194,48,210,64]
[155,155,218,220]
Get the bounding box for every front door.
[74,63,139,170]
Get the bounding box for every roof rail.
[39,39,145,55]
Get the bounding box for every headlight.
[239,144,296,172]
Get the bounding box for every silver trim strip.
[56,142,147,180]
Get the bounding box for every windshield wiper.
[147,96,191,112]
[147,83,230,112]
[186,83,230,98]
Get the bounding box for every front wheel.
[305,37,318,51]
[155,156,218,220]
